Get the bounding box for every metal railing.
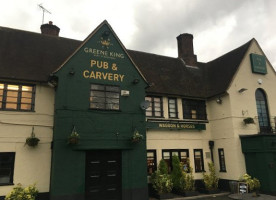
[255,116,276,134]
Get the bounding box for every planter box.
[154,193,175,200]
[185,190,199,197]
[199,188,220,194]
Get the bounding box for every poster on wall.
[238,182,248,194]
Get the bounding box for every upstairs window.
[0,83,35,111]
[255,89,271,133]
[182,99,207,120]
[0,152,15,185]
[168,98,178,118]
[90,84,120,110]
[145,96,163,117]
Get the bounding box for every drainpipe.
[209,140,214,163]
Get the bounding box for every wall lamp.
[238,88,248,93]
[132,78,140,84]
[216,97,222,104]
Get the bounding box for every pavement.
[149,192,276,200]
[229,193,276,200]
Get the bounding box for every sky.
[1,0,276,68]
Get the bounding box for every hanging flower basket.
[131,130,143,143]
[243,117,255,124]
[25,127,40,147]
[68,126,80,145]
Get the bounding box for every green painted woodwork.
[50,21,148,200]
[250,53,267,74]
[240,135,276,194]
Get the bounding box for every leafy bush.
[182,163,195,191]
[158,159,168,175]
[5,183,39,200]
[203,162,219,190]
[151,170,173,194]
[171,155,183,192]
[239,174,261,192]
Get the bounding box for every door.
[86,150,121,200]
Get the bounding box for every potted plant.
[25,127,40,147]
[182,161,198,196]
[239,174,261,196]
[202,162,219,194]
[131,129,143,143]
[150,159,173,199]
[171,155,185,195]
[243,117,255,124]
[68,126,79,145]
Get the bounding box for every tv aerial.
[38,3,51,24]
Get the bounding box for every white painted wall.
[0,84,54,196]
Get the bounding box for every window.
[0,152,15,185]
[255,89,271,133]
[182,99,207,120]
[168,98,178,118]
[162,149,189,173]
[0,83,35,111]
[145,96,163,117]
[147,150,157,175]
[194,149,204,172]
[218,148,226,172]
[90,84,120,110]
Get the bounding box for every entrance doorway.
[86,150,122,200]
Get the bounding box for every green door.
[85,150,122,200]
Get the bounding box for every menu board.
[238,182,248,194]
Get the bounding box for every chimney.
[177,33,197,66]
[40,21,60,36]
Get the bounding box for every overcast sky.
[1,0,276,68]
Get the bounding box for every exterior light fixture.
[132,78,140,84]
[216,97,222,104]
[238,88,248,93]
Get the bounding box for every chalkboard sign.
[238,182,248,194]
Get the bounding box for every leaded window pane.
[145,96,163,117]
[90,84,120,111]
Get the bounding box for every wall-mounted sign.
[250,53,267,74]
[238,182,248,194]
[146,121,206,130]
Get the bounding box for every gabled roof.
[204,39,253,97]
[0,25,254,99]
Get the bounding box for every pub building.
[0,20,276,200]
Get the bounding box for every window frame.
[193,149,205,173]
[0,152,15,185]
[145,96,163,118]
[0,83,35,111]
[147,150,157,175]
[218,148,227,172]
[89,84,120,111]
[255,89,271,133]
[162,149,189,173]
[182,99,207,120]
[168,97,178,118]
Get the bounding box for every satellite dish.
[140,100,150,110]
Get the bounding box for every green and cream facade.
[0,20,276,200]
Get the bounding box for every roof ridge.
[0,25,81,42]
[207,39,253,64]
